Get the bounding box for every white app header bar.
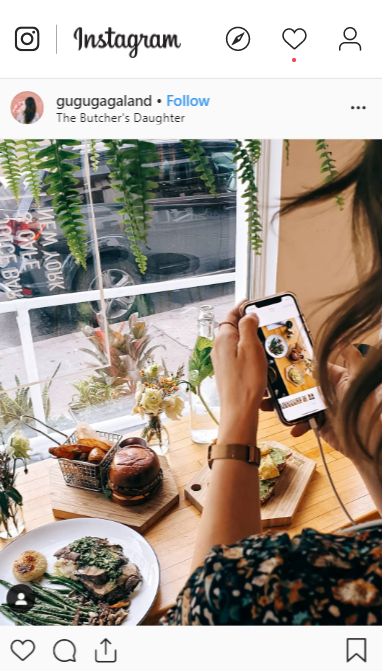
[2,0,382,79]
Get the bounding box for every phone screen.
[245,294,326,423]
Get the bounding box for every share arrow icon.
[95,638,117,663]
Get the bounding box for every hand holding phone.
[212,304,268,444]
[241,293,326,427]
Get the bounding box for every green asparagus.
[45,573,88,595]
[1,577,98,626]
[0,605,32,626]
[20,610,73,626]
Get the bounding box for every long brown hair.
[280,140,382,468]
[24,97,36,124]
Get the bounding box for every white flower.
[162,396,175,410]
[141,388,163,416]
[163,394,184,421]
[144,363,160,378]
[132,403,144,418]
[135,381,144,404]
[6,430,31,460]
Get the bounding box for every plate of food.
[265,334,288,359]
[0,517,160,626]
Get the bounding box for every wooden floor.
[1,411,379,625]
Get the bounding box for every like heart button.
[282,28,307,50]
[11,640,36,661]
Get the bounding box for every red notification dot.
[292,58,296,62]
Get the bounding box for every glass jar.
[0,501,25,540]
[140,411,170,456]
[188,305,220,444]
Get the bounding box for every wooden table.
[1,413,380,625]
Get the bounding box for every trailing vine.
[104,140,160,274]
[36,140,87,268]
[284,139,290,166]
[89,140,99,172]
[316,140,345,210]
[0,140,21,203]
[180,140,218,196]
[0,138,349,276]
[233,139,263,253]
[16,140,42,207]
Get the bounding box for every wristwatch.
[208,439,261,469]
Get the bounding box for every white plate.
[265,334,288,359]
[0,518,160,626]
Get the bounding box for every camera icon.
[15,27,40,51]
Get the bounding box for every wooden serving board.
[50,456,179,534]
[184,442,316,528]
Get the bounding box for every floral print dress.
[159,527,382,625]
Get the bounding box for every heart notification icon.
[11,640,36,662]
[282,28,307,50]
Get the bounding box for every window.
[0,139,248,456]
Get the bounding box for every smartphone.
[241,292,326,427]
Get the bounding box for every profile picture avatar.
[15,26,40,51]
[11,91,43,124]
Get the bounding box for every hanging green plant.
[0,140,21,204]
[180,140,218,196]
[36,140,87,268]
[316,140,345,211]
[233,139,263,254]
[104,140,160,274]
[16,140,42,207]
[284,139,290,166]
[89,140,99,172]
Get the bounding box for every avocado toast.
[258,441,290,504]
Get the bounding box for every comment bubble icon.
[53,639,77,663]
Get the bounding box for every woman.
[160,140,382,626]
[16,96,39,124]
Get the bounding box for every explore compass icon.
[226,27,250,51]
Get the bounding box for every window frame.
[0,139,283,450]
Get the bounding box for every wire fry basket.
[21,415,122,492]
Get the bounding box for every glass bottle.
[188,305,220,443]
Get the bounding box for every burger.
[108,442,163,506]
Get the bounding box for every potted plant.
[68,313,164,422]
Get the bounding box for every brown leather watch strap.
[208,440,261,469]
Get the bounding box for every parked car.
[0,140,236,323]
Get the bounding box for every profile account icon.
[6,583,36,613]
[16,592,27,607]
[339,27,361,51]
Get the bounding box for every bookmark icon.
[346,638,367,663]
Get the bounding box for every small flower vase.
[140,411,170,456]
[0,502,25,540]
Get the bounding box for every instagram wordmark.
[73,28,181,58]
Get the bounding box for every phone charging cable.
[308,416,356,527]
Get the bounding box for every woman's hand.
[212,304,267,445]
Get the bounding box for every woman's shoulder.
[159,526,382,626]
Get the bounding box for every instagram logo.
[15,26,40,51]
